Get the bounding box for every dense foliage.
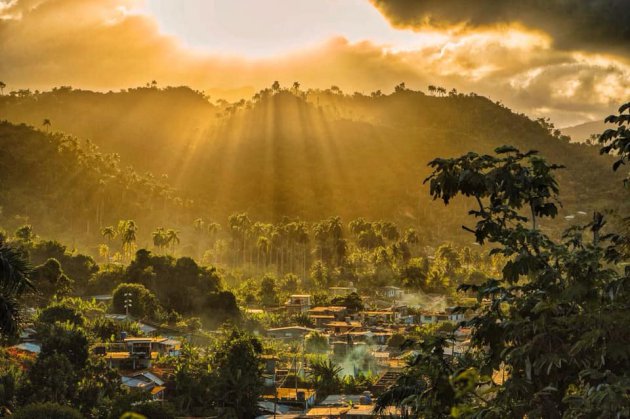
[376,140,630,417]
[0,85,626,250]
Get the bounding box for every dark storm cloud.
[370,0,630,54]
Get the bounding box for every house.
[329,286,357,297]
[103,337,181,369]
[380,286,404,300]
[420,312,449,324]
[309,306,348,321]
[124,337,181,357]
[420,308,465,325]
[309,314,335,328]
[121,371,166,400]
[360,310,395,325]
[285,294,312,314]
[446,307,466,323]
[324,320,362,334]
[266,326,317,340]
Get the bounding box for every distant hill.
[0,87,625,245]
[561,120,609,142]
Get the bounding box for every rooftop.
[309,306,346,313]
[124,337,168,343]
[150,385,166,395]
[263,387,316,400]
[10,342,41,354]
[105,351,131,360]
[324,321,362,328]
[362,310,394,315]
[267,326,317,332]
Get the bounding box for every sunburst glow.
[142,0,445,58]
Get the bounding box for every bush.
[12,402,83,419]
[38,301,85,327]
[112,283,160,319]
[387,333,406,348]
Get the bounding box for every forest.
[0,85,626,250]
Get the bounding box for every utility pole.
[124,292,133,318]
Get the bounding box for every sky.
[0,0,629,126]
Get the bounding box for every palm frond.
[0,243,33,295]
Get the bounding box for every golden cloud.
[0,0,628,126]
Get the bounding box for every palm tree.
[166,229,180,254]
[152,227,168,254]
[309,359,342,399]
[256,236,270,271]
[0,81,5,95]
[428,85,436,95]
[292,81,300,93]
[42,119,51,131]
[100,226,116,244]
[193,218,205,233]
[207,222,221,237]
[118,220,138,260]
[0,242,33,337]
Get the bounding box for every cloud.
[0,0,628,126]
[370,0,630,55]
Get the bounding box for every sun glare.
[142,0,442,58]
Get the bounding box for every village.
[9,284,472,418]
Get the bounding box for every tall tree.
[100,226,116,245]
[309,359,342,399]
[117,220,138,261]
[210,328,263,418]
[417,145,630,416]
[151,227,168,254]
[166,229,180,254]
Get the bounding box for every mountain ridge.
[0,86,625,247]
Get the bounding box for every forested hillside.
[0,122,195,248]
[0,85,625,248]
